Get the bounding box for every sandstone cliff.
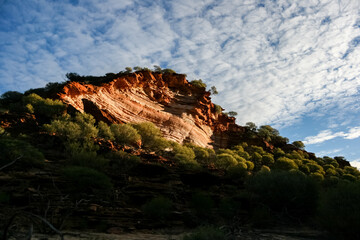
[57,71,244,148]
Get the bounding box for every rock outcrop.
[57,71,244,148]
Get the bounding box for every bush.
[0,137,45,169]
[142,196,172,220]
[213,104,222,114]
[273,157,298,171]
[132,122,169,151]
[22,93,66,118]
[190,79,207,89]
[183,226,226,240]
[62,166,112,197]
[172,143,198,167]
[318,181,360,239]
[97,121,114,140]
[106,150,140,172]
[190,192,214,218]
[44,113,99,157]
[68,150,108,170]
[110,123,140,146]
[215,153,238,170]
[0,91,23,107]
[262,154,274,166]
[246,171,319,218]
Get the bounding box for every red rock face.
[57,71,244,148]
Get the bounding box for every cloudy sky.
[1,0,360,166]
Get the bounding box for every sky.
[1,0,360,167]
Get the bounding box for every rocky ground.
[29,227,326,240]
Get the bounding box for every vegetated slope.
[0,67,359,239]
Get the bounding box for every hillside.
[1,67,360,239]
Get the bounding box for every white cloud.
[304,126,360,145]
[350,160,360,170]
[1,0,360,131]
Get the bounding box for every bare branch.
[0,155,22,171]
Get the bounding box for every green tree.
[210,86,218,95]
[110,124,140,146]
[292,141,305,150]
[245,122,257,131]
[215,153,238,170]
[132,122,169,151]
[190,79,207,89]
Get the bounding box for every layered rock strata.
[58,71,242,148]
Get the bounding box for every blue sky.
[1,0,360,166]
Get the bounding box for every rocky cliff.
[57,71,244,148]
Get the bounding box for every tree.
[292,141,305,150]
[124,67,132,73]
[245,122,257,131]
[210,86,218,95]
[190,79,207,89]
[258,125,280,142]
[153,65,162,72]
[65,72,81,81]
[227,111,238,117]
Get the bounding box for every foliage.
[292,141,305,150]
[132,122,169,151]
[245,122,257,131]
[246,171,319,218]
[318,181,360,239]
[106,150,140,172]
[190,79,207,89]
[44,113,99,159]
[190,192,214,217]
[183,226,226,240]
[213,104,222,114]
[153,65,162,72]
[142,196,172,220]
[172,142,198,167]
[215,153,238,170]
[0,91,23,107]
[97,121,114,140]
[210,86,218,95]
[62,166,112,197]
[0,137,45,168]
[258,125,280,142]
[124,67,133,73]
[22,93,66,118]
[161,68,176,74]
[274,157,298,171]
[110,123,140,146]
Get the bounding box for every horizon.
[1,0,360,167]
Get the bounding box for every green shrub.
[246,171,318,218]
[190,79,207,89]
[342,173,357,182]
[142,196,172,220]
[106,150,140,172]
[215,153,238,170]
[245,161,254,171]
[44,113,99,157]
[318,181,360,239]
[97,121,114,140]
[62,166,112,197]
[227,163,248,179]
[262,154,274,166]
[22,93,65,118]
[213,104,222,114]
[273,157,298,171]
[183,226,226,240]
[259,165,271,173]
[132,122,169,151]
[111,123,140,146]
[310,172,325,181]
[190,192,214,218]
[68,150,109,170]
[0,137,45,168]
